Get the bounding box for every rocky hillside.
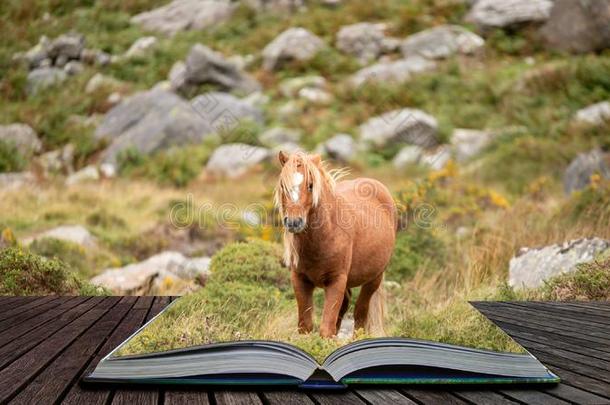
[1,0,609,301]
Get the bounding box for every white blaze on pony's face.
[275,151,321,234]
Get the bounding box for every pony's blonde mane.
[274,151,348,267]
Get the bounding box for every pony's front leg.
[291,271,315,333]
[320,274,348,338]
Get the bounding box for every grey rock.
[27,67,67,95]
[37,144,75,175]
[131,0,234,36]
[574,101,610,126]
[262,27,324,70]
[63,60,84,75]
[0,123,42,157]
[65,165,100,186]
[26,225,97,248]
[349,56,436,88]
[279,75,327,97]
[55,54,69,68]
[451,128,496,162]
[336,22,387,64]
[124,36,158,59]
[509,238,610,289]
[466,0,553,30]
[540,0,610,54]
[168,61,187,90]
[21,36,51,69]
[401,25,484,59]
[421,145,452,170]
[298,87,332,105]
[91,251,211,295]
[47,32,85,59]
[206,143,271,178]
[259,127,301,147]
[322,134,357,162]
[96,89,264,164]
[563,149,610,194]
[178,44,260,94]
[393,145,424,169]
[80,48,111,66]
[85,73,122,94]
[0,172,35,191]
[359,108,439,149]
[243,0,305,12]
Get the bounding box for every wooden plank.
[544,383,610,404]
[488,319,610,361]
[0,297,98,370]
[0,296,119,403]
[473,303,610,347]
[214,391,262,405]
[472,302,610,336]
[497,388,571,405]
[62,297,157,405]
[544,365,610,399]
[355,389,417,404]
[527,348,610,385]
[0,296,39,316]
[0,296,82,347]
[310,390,367,405]
[9,296,138,404]
[401,389,468,404]
[263,390,315,405]
[164,390,210,405]
[507,302,610,328]
[556,301,610,314]
[0,296,57,322]
[453,390,520,404]
[111,296,165,405]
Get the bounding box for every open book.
[84,300,559,388]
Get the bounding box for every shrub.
[0,247,105,295]
[0,139,27,173]
[386,227,446,282]
[209,238,290,291]
[29,237,89,277]
[542,258,610,301]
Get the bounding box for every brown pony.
[275,151,397,338]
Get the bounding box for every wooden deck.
[0,298,609,405]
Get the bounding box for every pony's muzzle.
[284,217,305,233]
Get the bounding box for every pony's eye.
[308,183,313,192]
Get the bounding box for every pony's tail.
[365,281,386,337]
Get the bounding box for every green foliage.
[0,247,105,295]
[386,227,446,282]
[542,258,610,301]
[557,180,610,225]
[86,209,127,229]
[210,239,290,290]
[118,143,215,187]
[29,237,89,277]
[0,139,27,173]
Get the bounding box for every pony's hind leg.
[354,274,383,332]
[336,289,351,331]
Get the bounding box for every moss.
[542,258,610,301]
[0,247,106,296]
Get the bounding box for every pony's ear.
[278,150,289,166]
[310,154,322,166]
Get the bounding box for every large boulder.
[574,101,610,126]
[206,143,271,178]
[563,149,610,194]
[359,108,439,149]
[131,0,234,36]
[91,251,211,295]
[401,25,484,59]
[509,238,610,289]
[173,44,260,94]
[465,0,554,30]
[27,67,67,95]
[393,145,424,169]
[540,0,610,54]
[335,22,388,64]
[25,225,97,248]
[0,124,42,157]
[451,128,496,162]
[262,27,324,70]
[96,89,263,165]
[349,57,436,88]
[321,133,357,162]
